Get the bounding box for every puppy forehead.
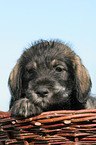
[23,42,75,67]
[26,49,66,66]
[32,45,69,60]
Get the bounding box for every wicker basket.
[0,109,96,145]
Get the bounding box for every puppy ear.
[8,58,22,100]
[74,55,91,103]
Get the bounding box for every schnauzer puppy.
[8,40,96,117]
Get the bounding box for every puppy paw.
[9,98,42,117]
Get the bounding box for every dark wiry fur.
[8,40,96,117]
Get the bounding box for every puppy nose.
[36,87,49,97]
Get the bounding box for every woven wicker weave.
[0,109,96,145]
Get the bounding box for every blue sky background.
[0,0,96,111]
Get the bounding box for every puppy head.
[8,40,91,109]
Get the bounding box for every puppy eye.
[55,65,65,72]
[26,69,34,74]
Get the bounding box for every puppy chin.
[26,90,52,108]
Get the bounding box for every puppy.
[8,40,96,117]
